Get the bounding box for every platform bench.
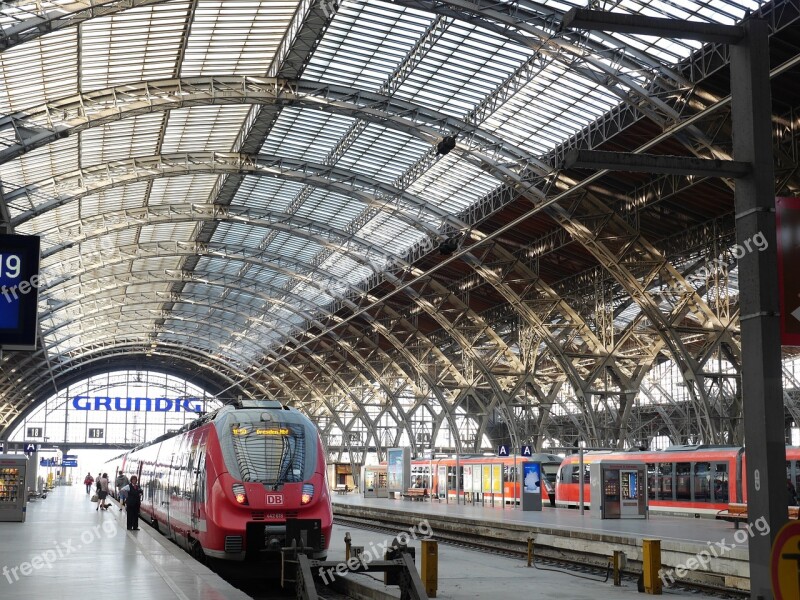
[334,485,351,495]
[401,488,429,501]
[717,503,800,528]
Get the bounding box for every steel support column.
[730,20,786,598]
[562,11,784,597]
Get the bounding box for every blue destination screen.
[0,253,23,329]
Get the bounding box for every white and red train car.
[122,401,332,562]
[555,445,800,516]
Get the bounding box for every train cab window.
[571,464,589,484]
[560,465,574,483]
[693,462,711,502]
[713,463,729,503]
[230,422,307,485]
[658,462,673,501]
[676,462,691,500]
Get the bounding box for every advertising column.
[521,461,542,512]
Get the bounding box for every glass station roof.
[0,0,759,373]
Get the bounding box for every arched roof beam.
[0,78,543,170]
[9,153,460,237]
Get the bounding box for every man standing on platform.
[115,471,130,511]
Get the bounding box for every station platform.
[332,494,753,593]
[0,485,250,600]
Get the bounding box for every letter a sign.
[521,445,532,457]
[497,445,509,457]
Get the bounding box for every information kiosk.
[589,459,647,519]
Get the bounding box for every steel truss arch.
[9,152,461,236]
[51,321,270,368]
[0,77,543,170]
[42,272,334,344]
[282,340,414,458]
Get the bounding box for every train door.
[712,462,729,504]
[191,442,206,534]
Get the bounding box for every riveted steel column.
[730,19,787,599]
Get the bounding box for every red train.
[402,453,563,506]
[122,401,332,562]
[555,445,800,516]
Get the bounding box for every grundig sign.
[72,396,204,413]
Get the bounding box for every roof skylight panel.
[194,254,243,278]
[294,189,363,232]
[356,213,421,256]
[334,123,429,185]
[260,107,355,162]
[232,176,305,213]
[1,133,77,193]
[408,154,500,214]
[80,114,166,164]
[160,105,253,153]
[304,0,433,90]
[263,231,320,263]
[215,221,267,250]
[137,222,196,245]
[179,0,299,77]
[148,175,220,206]
[315,255,372,289]
[0,29,77,113]
[484,69,619,154]
[286,280,334,308]
[392,24,528,117]
[80,2,193,90]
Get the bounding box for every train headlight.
[232,483,249,505]
[301,483,314,505]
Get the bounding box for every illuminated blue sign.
[523,462,541,495]
[71,396,203,413]
[0,234,40,349]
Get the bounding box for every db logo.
[265,494,283,505]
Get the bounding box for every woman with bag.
[126,476,143,530]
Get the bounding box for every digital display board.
[0,234,40,349]
[523,462,541,494]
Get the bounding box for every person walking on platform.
[126,476,143,530]
[84,472,94,494]
[96,472,110,511]
[115,471,130,511]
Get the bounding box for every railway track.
[333,514,748,600]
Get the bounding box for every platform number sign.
[26,427,42,438]
[88,428,104,439]
[520,445,532,457]
[497,445,509,457]
[23,443,37,454]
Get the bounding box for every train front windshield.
[230,423,307,485]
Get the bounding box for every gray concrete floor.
[0,484,250,600]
